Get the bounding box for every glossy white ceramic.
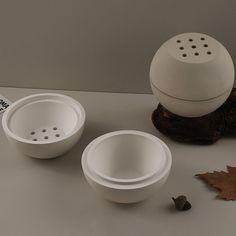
[82,130,172,203]
[2,93,86,159]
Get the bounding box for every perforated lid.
[168,33,218,64]
[150,32,234,101]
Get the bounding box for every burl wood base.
[152,88,236,144]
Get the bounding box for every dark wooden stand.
[152,89,236,144]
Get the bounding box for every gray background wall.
[0,0,235,93]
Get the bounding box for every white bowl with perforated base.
[2,93,86,159]
[150,32,235,117]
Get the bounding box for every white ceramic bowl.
[2,93,86,159]
[82,130,172,203]
[150,32,234,117]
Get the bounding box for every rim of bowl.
[2,93,86,144]
[82,130,172,189]
[86,130,166,184]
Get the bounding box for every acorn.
[172,195,191,211]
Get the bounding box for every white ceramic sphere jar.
[150,32,234,117]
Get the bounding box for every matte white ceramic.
[2,93,86,159]
[150,32,234,117]
[151,83,231,117]
[82,130,172,203]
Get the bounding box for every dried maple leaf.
[196,166,236,200]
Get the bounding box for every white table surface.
[0,87,235,236]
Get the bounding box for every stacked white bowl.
[82,130,172,203]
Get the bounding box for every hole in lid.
[44,136,49,139]
[55,134,60,137]
[204,44,208,47]
[30,131,35,135]
[42,129,46,132]
[194,52,199,56]
[33,138,37,141]
[189,38,193,42]
[191,45,196,49]
[177,40,181,43]
[182,53,187,57]
[201,37,205,40]
[207,51,212,55]
[53,127,58,130]
[179,46,184,50]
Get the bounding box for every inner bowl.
[3,93,85,144]
[86,131,167,184]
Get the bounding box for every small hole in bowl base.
[55,134,60,137]
[44,136,49,140]
[33,139,37,141]
[42,129,46,133]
